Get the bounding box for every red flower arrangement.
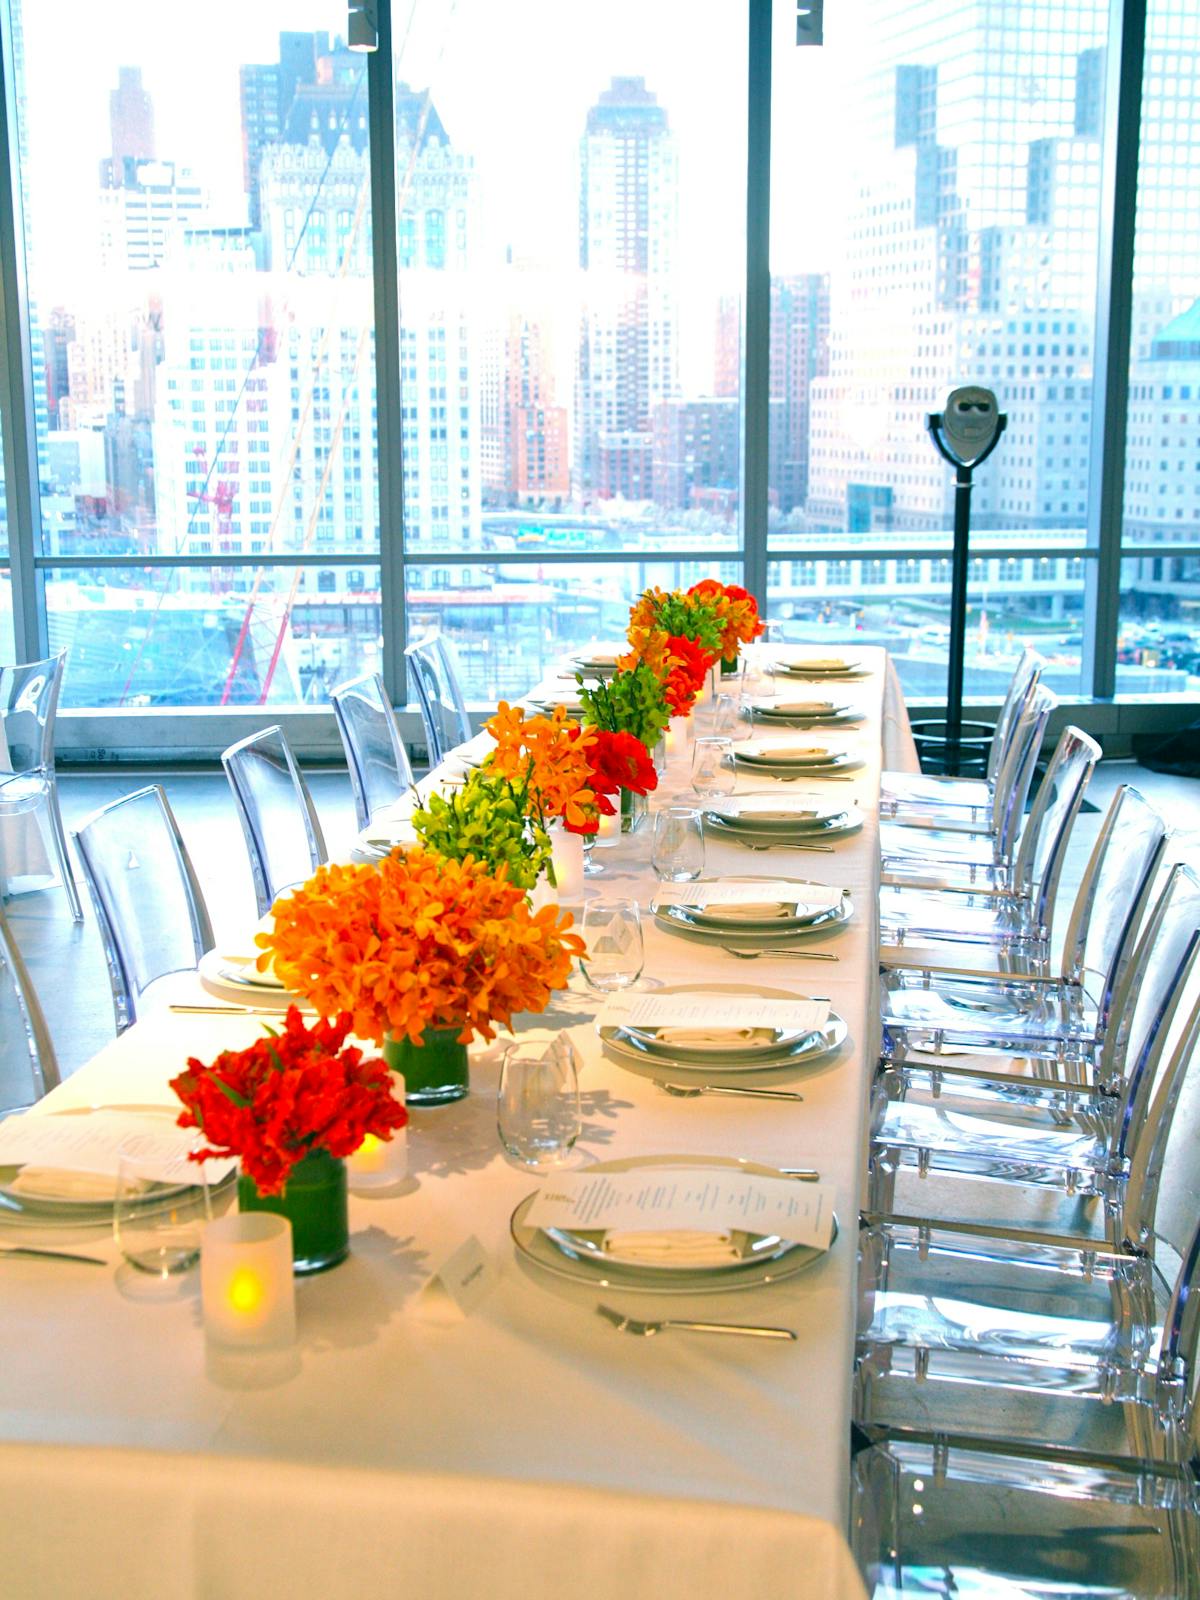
[170,1007,407,1195]
[564,728,658,834]
[663,633,714,715]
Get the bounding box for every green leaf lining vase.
[620,788,648,834]
[238,1148,349,1275]
[384,1026,469,1106]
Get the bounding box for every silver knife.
[0,1247,108,1266]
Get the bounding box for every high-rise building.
[770,275,830,514]
[100,65,155,188]
[98,158,208,271]
[481,289,569,509]
[652,398,739,511]
[807,0,1106,534]
[575,76,680,503]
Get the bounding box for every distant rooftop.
[1151,297,1200,361]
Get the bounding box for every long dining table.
[0,648,916,1599]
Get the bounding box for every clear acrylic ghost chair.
[330,672,415,830]
[876,787,1171,1113]
[222,726,328,919]
[72,785,214,1034]
[0,650,82,921]
[877,851,1198,1076]
[876,688,1054,888]
[879,783,1165,987]
[878,647,1044,817]
[867,867,1200,1237]
[850,1434,1200,1599]
[854,1019,1200,1469]
[0,902,59,1113]
[405,632,473,766]
[878,726,1100,959]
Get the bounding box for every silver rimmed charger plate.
[597,979,840,1070]
[771,663,870,681]
[703,796,861,833]
[0,1166,235,1227]
[749,707,867,728]
[656,875,850,927]
[659,902,857,947]
[511,1153,837,1294]
[600,1010,847,1076]
[732,748,865,776]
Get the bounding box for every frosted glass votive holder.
[201,1213,296,1349]
[348,1073,408,1190]
[549,828,585,901]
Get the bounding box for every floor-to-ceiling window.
[0,0,1194,748]
[390,0,747,702]
[13,0,382,710]
[767,0,1109,700]
[1118,0,1200,693]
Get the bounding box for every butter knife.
[0,1247,107,1266]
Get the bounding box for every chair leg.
[45,783,83,922]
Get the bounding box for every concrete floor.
[3,757,1200,1095]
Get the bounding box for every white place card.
[599,994,830,1033]
[416,1235,498,1323]
[653,880,843,911]
[526,1170,835,1251]
[0,1111,236,1185]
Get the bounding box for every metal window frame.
[0,0,1172,761]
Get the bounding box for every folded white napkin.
[697,902,791,920]
[580,651,621,666]
[649,1025,776,1048]
[602,1229,741,1266]
[719,807,805,825]
[7,1167,148,1202]
[746,745,831,763]
[781,658,855,673]
[771,701,839,716]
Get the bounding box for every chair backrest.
[0,650,66,776]
[0,904,59,1109]
[1008,725,1100,938]
[1096,862,1200,1095]
[330,672,415,831]
[1122,976,1200,1258]
[984,647,1043,786]
[221,726,327,918]
[72,785,214,1034]
[986,683,1054,860]
[406,632,473,766]
[1060,785,1168,993]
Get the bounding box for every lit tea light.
[201,1213,296,1349]
[664,717,691,770]
[549,828,585,901]
[348,1072,408,1191]
[594,809,621,845]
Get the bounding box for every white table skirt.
[0,649,914,1599]
[0,1445,867,1599]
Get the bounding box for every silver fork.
[597,1303,796,1341]
[740,842,836,853]
[720,944,838,961]
[655,1080,806,1102]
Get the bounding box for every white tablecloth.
[0,650,914,1598]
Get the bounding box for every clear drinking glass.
[114,1137,212,1276]
[691,735,735,798]
[652,805,705,881]
[497,1037,582,1169]
[579,898,645,992]
[711,692,740,737]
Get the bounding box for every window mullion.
[366,0,407,709]
[741,0,772,611]
[1083,0,1147,699]
[0,0,46,662]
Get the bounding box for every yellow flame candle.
[201,1214,296,1349]
[348,1072,407,1191]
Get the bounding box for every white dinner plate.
[599,1009,848,1076]
[511,1153,837,1294]
[730,742,864,776]
[602,979,824,1061]
[771,658,869,679]
[197,949,313,1012]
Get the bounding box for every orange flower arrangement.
[688,579,765,663]
[257,849,584,1046]
[484,701,599,830]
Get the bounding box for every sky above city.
[20,0,854,309]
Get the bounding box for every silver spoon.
[721,946,838,961]
[655,1080,805,1102]
[740,842,836,853]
